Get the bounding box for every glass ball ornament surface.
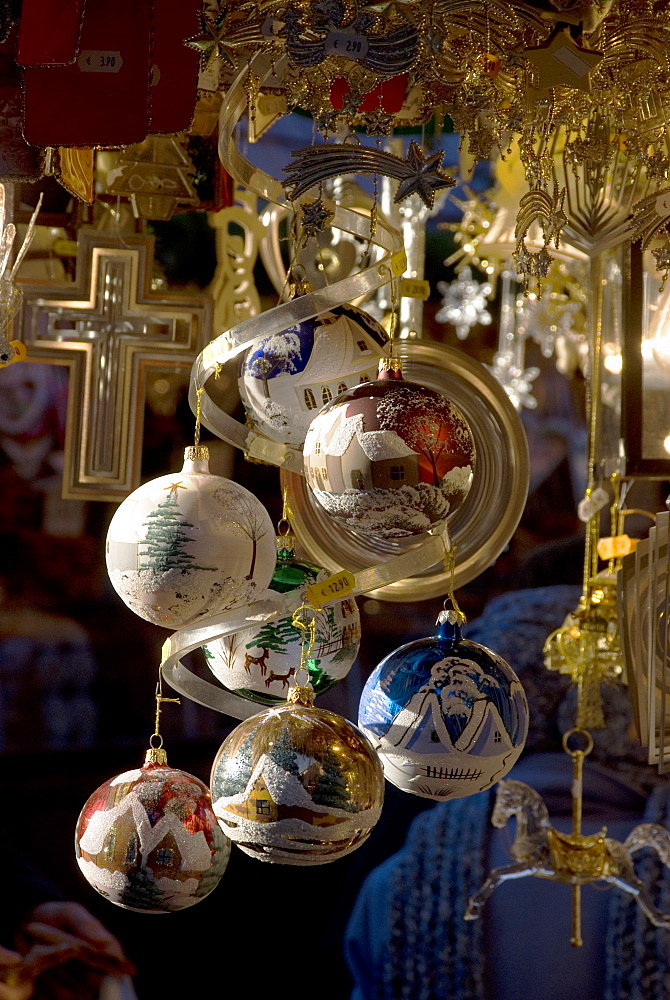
[75,751,231,913]
[239,304,387,448]
[210,701,384,865]
[303,367,475,538]
[358,613,529,800]
[203,544,360,704]
[106,446,276,628]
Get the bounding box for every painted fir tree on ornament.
[303,363,475,537]
[106,446,275,628]
[75,750,230,913]
[203,544,360,704]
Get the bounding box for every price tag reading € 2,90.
[306,569,356,607]
[324,31,369,59]
[597,535,636,560]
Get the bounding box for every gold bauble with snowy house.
[75,752,231,913]
[210,702,384,865]
[303,366,475,538]
[238,304,388,448]
[105,446,275,629]
[358,613,529,800]
[203,549,360,704]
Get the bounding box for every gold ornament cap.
[378,357,403,380]
[184,444,209,462]
[144,747,168,766]
[287,685,315,706]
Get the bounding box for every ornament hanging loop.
[437,534,466,625]
[146,675,180,765]
[288,602,320,706]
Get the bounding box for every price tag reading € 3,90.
[306,569,356,607]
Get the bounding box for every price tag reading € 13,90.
[596,535,637,560]
[306,569,356,607]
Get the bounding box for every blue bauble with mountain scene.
[358,615,528,800]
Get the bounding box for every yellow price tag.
[390,250,407,278]
[246,435,287,466]
[257,93,287,116]
[161,638,172,666]
[0,341,27,367]
[597,535,636,560]
[306,569,356,607]
[400,277,430,300]
[201,341,222,369]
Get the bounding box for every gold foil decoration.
[17,229,212,501]
[208,188,263,334]
[107,136,199,221]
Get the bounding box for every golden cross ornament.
[17,229,212,501]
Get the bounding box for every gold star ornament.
[524,28,603,93]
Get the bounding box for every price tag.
[261,17,284,37]
[306,570,356,607]
[257,93,288,116]
[77,50,123,73]
[401,277,430,300]
[597,535,636,560]
[390,250,407,278]
[577,486,609,523]
[246,435,287,466]
[324,31,369,59]
[0,341,27,367]
[161,639,172,666]
[656,193,670,217]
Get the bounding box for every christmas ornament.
[211,643,383,864]
[106,445,275,629]
[284,140,456,210]
[523,28,603,92]
[106,136,199,221]
[303,361,475,538]
[466,731,670,945]
[203,513,360,703]
[76,689,230,913]
[18,229,212,501]
[358,607,529,800]
[239,303,387,448]
[435,267,493,341]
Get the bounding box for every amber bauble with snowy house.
[303,365,475,538]
[210,701,384,865]
[358,613,529,800]
[203,547,360,704]
[75,751,231,913]
[106,446,275,629]
[239,304,387,448]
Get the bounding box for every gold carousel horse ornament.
[465,730,670,946]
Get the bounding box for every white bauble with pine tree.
[210,698,384,865]
[106,446,276,628]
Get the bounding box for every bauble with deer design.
[303,366,475,538]
[358,613,528,800]
[75,752,231,913]
[106,446,276,629]
[210,702,384,865]
[239,304,387,448]
[203,551,360,704]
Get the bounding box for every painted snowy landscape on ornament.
[204,562,360,703]
[211,719,382,864]
[359,642,528,800]
[304,381,474,537]
[76,766,230,912]
[239,305,387,447]
[106,473,275,628]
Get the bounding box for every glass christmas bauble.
[303,368,475,538]
[106,446,276,628]
[203,547,360,704]
[75,752,231,913]
[210,702,384,865]
[358,614,529,800]
[239,304,387,447]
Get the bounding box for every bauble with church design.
[303,361,475,538]
[358,609,529,800]
[106,445,276,629]
[239,303,388,448]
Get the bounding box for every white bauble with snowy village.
[358,615,529,800]
[210,703,384,865]
[75,755,230,913]
[106,446,276,629]
[239,304,387,447]
[304,368,475,538]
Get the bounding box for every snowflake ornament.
[488,351,539,411]
[435,267,493,340]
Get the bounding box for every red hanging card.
[22,0,152,147]
[0,34,42,180]
[149,0,200,134]
[17,0,85,66]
